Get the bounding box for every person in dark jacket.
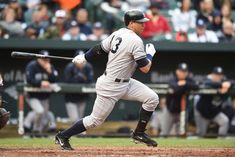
[23,50,59,135]
[161,63,198,136]
[64,51,94,123]
[194,66,231,137]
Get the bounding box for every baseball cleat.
[131,131,158,147]
[55,132,74,150]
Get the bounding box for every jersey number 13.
[111,37,122,54]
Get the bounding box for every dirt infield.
[1,147,235,157]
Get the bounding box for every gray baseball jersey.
[101,28,146,79]
[83,28,159,130]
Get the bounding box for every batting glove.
[72,54,87,64]
[146,43,156,61]
[146,43,156,56]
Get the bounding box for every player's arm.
[137,58,152,73]
[137,43,156,73]
[84,44,107,62]
[72,44,107,64]
[25,63,41,87]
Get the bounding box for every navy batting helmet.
[124,9,149,26]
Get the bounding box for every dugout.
[0,39,235,121]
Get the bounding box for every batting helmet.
[124,9,149,26]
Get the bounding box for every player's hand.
[43,62,52,74]
[222,81,231,89]
[72,54,87,65]
[219,81,231,94]
[41,81,50,88]
[146,43,156,56]
[178,80,186,86]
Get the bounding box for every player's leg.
[160,107,175,136]
[77,101,86,119]
[46,111,57,132]
[122,79,159,147]
[194,106,209,136]
[55,94,117,150]
[213,112,229,136]
[23,111,35,133]
[26,98,44,133]
[65,102,79,123]
[40,99,52,132]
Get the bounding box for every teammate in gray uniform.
[55,9,159,150]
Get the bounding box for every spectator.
[126,0,150,12]
[188,19,219,43]
[0,7,24,37]
[75,8,92,36]
[24,0,41,23]
[62,20,87,41]
[141,2,171,39]
[221,2,234,24]
[64,51,94,123]
[171,0,197,33]
[43,9,67,39]
[220,21,235,42]
[100,0,129,34]
[24,24,39,39]
[223,97,235,134]
[54,0,82,11]
[27,4,50,38]
[161,63,198,136]
[23,50,58,136]
[26,0,41,9]
[87,22,108,41]
[150,0,169,9]
[6,0,23,21]
[197,0,217,28]
[208,10,223,39]
[194,66,231,137]
[175,31,188,42]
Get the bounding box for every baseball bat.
[11,51,73,60]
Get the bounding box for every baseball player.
[194,66,232,136]
[55,9,159,150]
[23,50,58,135]
[161,63,198,136]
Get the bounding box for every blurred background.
[0,0,235,138]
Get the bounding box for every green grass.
[0,137,235,148]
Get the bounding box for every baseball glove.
[0,108,10,129]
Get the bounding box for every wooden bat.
[11,51,73,60]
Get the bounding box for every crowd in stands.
[0,0,234,42]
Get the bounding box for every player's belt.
[104,71,130,83]
[114,78,129,83]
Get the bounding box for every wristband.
[147,54,153,61]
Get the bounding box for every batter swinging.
[55,9,159,150]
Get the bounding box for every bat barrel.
[11,51,73,60]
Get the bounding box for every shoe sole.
[131,138,158,147]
